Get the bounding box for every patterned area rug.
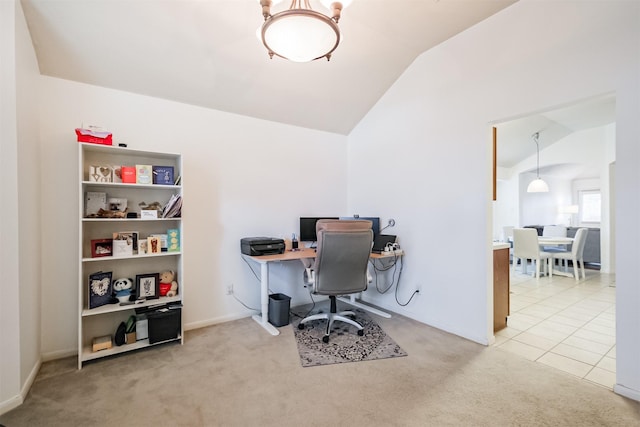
[291,307,407,367]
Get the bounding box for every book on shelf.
[162,194,182,218]
[152,166,174,185]
[136,165,152,184]
[88,271,113,309]
[167,228,180,252]
[121,166,136,183]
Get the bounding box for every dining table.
[538,236,574,277]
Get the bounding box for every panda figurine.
[113,277,134,303]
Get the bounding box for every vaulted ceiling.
[22,0,614,169]
[21,0,516,135]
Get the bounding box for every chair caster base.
[322,335,329,343]
[357,329,364,336]
[298,323,305,330]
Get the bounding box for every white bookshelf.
[78,143,184,368]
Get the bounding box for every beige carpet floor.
[2,307,639,426]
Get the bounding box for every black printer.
[241,237,285,256]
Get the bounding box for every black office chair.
[297,219,373,343]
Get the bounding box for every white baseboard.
[614,383,640,402]
[185,312,251,331]
[0,357,41,416]
[0,394,22,416]
[41,348,76,362]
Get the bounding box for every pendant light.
[258,0,352,62]
[527,131,549,193]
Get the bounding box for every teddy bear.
[112,277,134,303]
[159,270,178,297]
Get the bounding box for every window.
[579,190,601,224]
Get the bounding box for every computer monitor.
[299,217,339,242]
[339,216,380,240]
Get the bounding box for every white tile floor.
[494,262,616,390]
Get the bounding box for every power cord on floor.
[290,286,317,320]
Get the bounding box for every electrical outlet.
[226,284,233,295]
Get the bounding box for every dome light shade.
[527,131,550,193]
[262,10,339,62]
[527,178,550,193]
[258,0,349,62]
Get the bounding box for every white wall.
[0,0,42,414]
[37,77,349,357]
[0,0,22,413]
[348,0,639,399]
[16,0,42,394]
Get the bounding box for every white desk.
[245,248,401,336]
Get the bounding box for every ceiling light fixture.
[258,0,352,62]
[527,131,550,193]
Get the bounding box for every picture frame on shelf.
[112,165,123,183]
[89,165,113,182]
[90,239,113,258]
[138,239,148,255]
[147,236,161,254]
[112,231,138,254]
[88,271,113,309]
[85,192,106,217]
[136,273,160,300]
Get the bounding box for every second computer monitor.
[339,216,380,240]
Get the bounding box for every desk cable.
[369,251,417,306]
[370,254,401,294]
[234,256,260,311]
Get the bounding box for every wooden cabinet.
[493,246,510,332]
[78,143,183,368]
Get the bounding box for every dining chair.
[552,228,589,280]
[512,228,552,278]
[542,225,569,266]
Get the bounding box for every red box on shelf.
[76,128,113,146]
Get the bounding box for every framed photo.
[88,271,113,309]
[113,231,138,254]
[91,239,113,258]
[138,239,148,255]
[136,273,160,300]
[147,236,161,254]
